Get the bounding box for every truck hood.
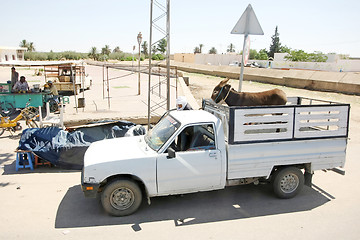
[84,135,154,167]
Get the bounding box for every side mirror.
[167,147,176,159]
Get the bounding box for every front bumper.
[81,182,100,198]
[81,169,100,198]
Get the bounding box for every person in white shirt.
[13,76,29,92]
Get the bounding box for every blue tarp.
[18,121,145,170]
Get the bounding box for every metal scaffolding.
[148,0,171,129]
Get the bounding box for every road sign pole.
[231,4,264,92]
[239,34,248,92]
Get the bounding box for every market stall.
[0,60,89,115]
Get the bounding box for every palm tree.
[89,47,98,60]
[19,39,28,48]
[28,42,35,52]
[227,43,235,53]
[199,44,204,53]
[209,47,217,54]
[101,45,111,55]
[19,40,35,51]
[194,46,200,53]
[113,46,121,53]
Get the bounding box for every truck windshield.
[145,115,180,151]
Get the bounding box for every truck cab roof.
[169,109,219,126]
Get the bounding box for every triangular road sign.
[231,4,264,35]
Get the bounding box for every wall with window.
[0,47,26,62]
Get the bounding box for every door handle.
[209,152,217,158]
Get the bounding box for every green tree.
[152,45,157,55]
[199,44,204,53]
[249,49,257,59]
[141,41,149,57]
[20,40,35,52]
[284,49,308,61]
[28,42,35,52]
[280,45,291,53]
[19,39,28,48]
[157,38,167,54]
[98,54,109,61]
[255,49,269,60]
[101,45,111,55]
[209,47,217,54]
[113,46,121,53]
[89,47,98,60]
[152,54,165,60]
[227,43,235,53]
[194,46,201,53]
[308,51,328,62]
[47,50,57,61]
[285,50,328,62]
[268,26,281,58]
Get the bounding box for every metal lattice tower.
[148,0,171,128]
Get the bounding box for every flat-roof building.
[0,46,27,62]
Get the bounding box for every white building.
[0,46,27,62]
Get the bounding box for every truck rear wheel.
[101,179,142,216]
[273,167,304,199]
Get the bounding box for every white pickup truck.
[81,97,349,216]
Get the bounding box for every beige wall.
[175,52,360,72]
[174,53,195,63]
[0,48,26,62]
[167,61,360,95]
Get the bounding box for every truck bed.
[203,97,350,144]
[203,97,350,179]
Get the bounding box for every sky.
[1,0,360,57]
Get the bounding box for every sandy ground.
[0,65,360,239]
[0,64,180,125]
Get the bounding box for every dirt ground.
[0,66,360,239]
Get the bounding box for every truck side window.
[171,124,215,152]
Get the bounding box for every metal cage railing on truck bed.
[202,97,350,144]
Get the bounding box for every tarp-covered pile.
[18,121,146,170]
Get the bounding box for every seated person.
[47,80,58,96]
[176,96,193,110]
[13,76,29,92]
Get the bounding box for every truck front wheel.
[272,167,304,199]
[101,179,142,216]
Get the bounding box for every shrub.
[125,56,135,61]
[98,54,109,61]
[152,54,165,60]
[109,52,125,60]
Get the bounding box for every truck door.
[157,123,223,194]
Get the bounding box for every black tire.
[272,167,304,199]
[0,128,5,136]
[101,179,142,216]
